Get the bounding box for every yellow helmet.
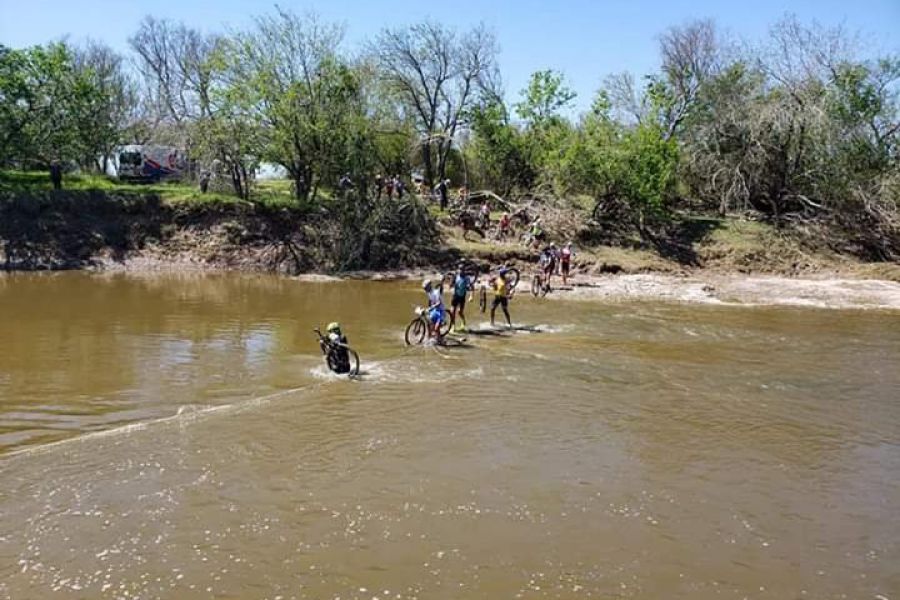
[326,322,341,333]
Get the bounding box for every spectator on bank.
[436,178,448,211]
[49,160,62,190]
[199,170,211,193]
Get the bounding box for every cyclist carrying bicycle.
[528,218,546,248]
[539,243,558,287]
[490,266,514,329]
[322,322,351,374]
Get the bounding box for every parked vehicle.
[116,145,186,182]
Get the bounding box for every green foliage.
[231,10,373,200]
[2,12,898,260]
[0,43,103,166]
[467,101,536,193]
[560,92,618,195]
[0,169,301,208]
[615,123,679,220]
[515,70,576,127]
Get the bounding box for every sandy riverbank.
[561,274,900,310]
[7,259,900,311]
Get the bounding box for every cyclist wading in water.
[539,243,558,291]
[490,267,514,329]
[423,279,445,341]
[322,322,351,374]
[450,262,473,333]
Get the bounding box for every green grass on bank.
[0,170,301,208]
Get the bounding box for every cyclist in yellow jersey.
[490,267,513,328]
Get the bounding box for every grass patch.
[0,170,304,208]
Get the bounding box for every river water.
[1,272,898,599]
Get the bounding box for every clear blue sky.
[1,0,898,112]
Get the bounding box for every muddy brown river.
[1,272,898,599]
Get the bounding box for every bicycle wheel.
[404,318,426,345]
[347,349,360,377]
[460,260,480,278]
[541,281,551,297]
[531,274,541,297]
[479,286,487,313]
[505,268,520,290]
[438,309,453,337]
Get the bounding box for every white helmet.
[422,279,432,290]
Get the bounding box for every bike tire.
[439,309,453,337]
[505,268,520,290]
[531,274,541,297]
[405,318,426,346]
[347,349,360,377]
[460,259,479,274]
[479,286,487,313]
[541,282,551,297]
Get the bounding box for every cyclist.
[539,243,558,291]
[449,262,473,333]
[561,242,574,285]
[490,267,514,329]
[478,201,491,229]
[322,322,351,374]
[423,279,445,340]
[497,212,511,239]
[528,218,545,248]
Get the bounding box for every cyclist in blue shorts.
[422,279,445,340]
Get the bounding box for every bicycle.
[531,270,551,297]
[476,268,521,313]
[404,305,453,345]
[313,328,360,377]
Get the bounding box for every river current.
[1,272,898,599]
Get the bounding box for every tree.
[513,69,577,191]
[656,18,721,140]
[72,41,135,172]
[515,69,576,127]
[129,17,218,126]
[0,42,98,166]
[191,43,262,200]
[230,9,370,200]
[468,100,535,194]
[371,21,499,187]
[561,92,618,196]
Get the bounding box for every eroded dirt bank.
[3,190,900,310]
